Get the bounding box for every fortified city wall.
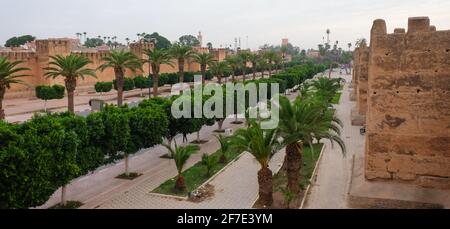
[365,17,450,189]
[0,39,228,99]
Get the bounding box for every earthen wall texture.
[0,40,225,98]
[365,17,450,189]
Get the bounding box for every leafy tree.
[229,121,279,206]
[5,35,35,47]
[0,57,30,119]
[35,85,65,111]
[44,55,96,113]
[143,48,174,97]
[257,59,269,78]
[277,96,346,194]
[170,43,194,83]
[178,35,200,47]
[84,38,104,48]
[163,143,199,191]
[192,52,215,85]
[143,32,172,49]
[98,50,142,106]
[19,114,80,206]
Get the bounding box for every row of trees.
[229,76,346,206]
[0,62,326,208]
[154,63,329,192]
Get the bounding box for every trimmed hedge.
[113,78,135,91]
[35,85,65,101]
[95,82,113,93]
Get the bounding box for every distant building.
[282,38,289,46]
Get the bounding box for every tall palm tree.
[229,121,279,206]
[163,143,199,191]
[277,95,346,194]
[263,50,277,77]
[248,53,259,80]
[192,52,215,85]
[280,46,288,70]
[143,48,174,97]
[209,61,228,84]
[170,43,194,83]
[238,51,251,82]
[98,50,142,106]
[0,57,30,120]
[44,55,96,113]
[311,77,342,101]
[225,55,242,82]
[257,59,269,78]
[326,29,331,44]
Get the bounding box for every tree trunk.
[175,175,186,191]
[217,119,224,132]
[178,59,185,83]
[261,70,265,78]
[148,64,152,98]
[61,185,67,206]
[252,66,257,80]
[167,137,173,157]
[201,65,206,85]
[257,167,273,206]
[217,75,222,84]
[196,130,201,142]
[268,65,272,77]
[67,89,75,113]
[153,71,159,97]
[328,63,333,78]
[285,142,302,194]
[231,73,235,83]
[124,153,129,176]
[116,70,124,106]
[44,100,47,112]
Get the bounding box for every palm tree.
[98,51,142,106]
[229,121,279,206]
[263,51,277,77]
[192,52,215,85]
[280,46,288,70]
[225,55,242,82]
[209,61,228,84]
[248,53,259,80]
[310,77,342,101]
[215,135,231,163]
[170,43,194,83]
[238,51,251,82]
[163,143,199,191]
[125,38,130,45]
[326,29,331,44]
[143,48,174,97]
[257,59,269,78]
[44,55,96,113]
[277,95,346,194]
[0,57,30,120]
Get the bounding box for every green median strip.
[152,150,241,197]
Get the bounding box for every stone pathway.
[303,71,364,209]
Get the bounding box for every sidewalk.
[303,71,360,209]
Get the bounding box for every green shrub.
[35,85,65,101]
[113,78,135,91]
[95,82,113,93]
[133,76,150,90]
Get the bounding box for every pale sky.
[1,0,450,50]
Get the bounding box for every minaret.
[197,31,203,47]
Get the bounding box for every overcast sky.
[1,0,450,50]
